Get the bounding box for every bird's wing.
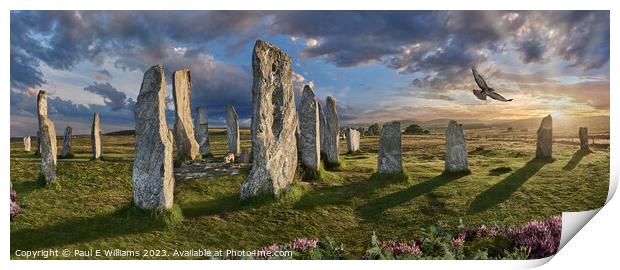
[472,67,489,90]
[472,89,487,100]
[487,91,513,102]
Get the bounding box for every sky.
[10,11,610,136]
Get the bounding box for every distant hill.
[104,130,135,136]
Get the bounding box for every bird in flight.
[471,67,513,102]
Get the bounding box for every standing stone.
[444,120,469,173]
[225,105,240,155]
[60,126,73,157]
[91,113,102,160]
[378,121,403,173]
[240,40,298,200]
[239,149,251,163]
[300,85,321,172]
[318,102,327,157]
[345,128,360,153]
[37,90,57,184]
[194,107,211,157]
[173,68,200,161]
[35,131,40,154]
[579,127,589,151]
[536,115,553,159]
[132,65,174,210]
[23,136,31,152]
[323,96,340,163]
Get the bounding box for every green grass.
[9,130,609,259]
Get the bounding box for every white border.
[2,1,617,270]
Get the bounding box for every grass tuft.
[124,203,184,226]
[300,164,326,181]
[369,170,410,185]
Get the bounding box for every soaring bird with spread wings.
[471,67,513,102]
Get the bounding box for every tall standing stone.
[194,107,211,157]
[378,121,402,174]
[318,102,327,156]
[173,68,200,161]
[35,131,40,154]
[91,113,102,160]
[23,136,31,152]
[536,115,553,159]
[579,127,589,151]
[225,105,240,155]
[37,90,57,184]
[345,128,360,153]
[444,120,469,173]
[240,40,298,200]
[60,126,73,157]
[300,85,321,172]
[323,96,340,163]
[132,65,175,210]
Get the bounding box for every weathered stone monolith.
[35,131,40,154]
[37,90,57,184]
[318,102,327,156]
[444,120,469,173]
[91,113,102,160]
[23,136,31,152]
[536,115,553,159]
[132,65,174,210]
[323,96,339,163]
[579,127,589,151]
[378,121,402,173]
[225,105,240,155]
[194,107,211,157]
[239,149,251,163]
[300,85,321,172]
[60,126,73,157]
[240,40,298,200]
[173,69,200,161]
[345,128,360,153]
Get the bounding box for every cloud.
[83,82,132,111]
[95,69,112,80]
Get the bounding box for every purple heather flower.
[290,238,319,251]
[381,240,422,256]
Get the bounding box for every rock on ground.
[223,152,235,164]
[323,96,340,163]
[345,128,360,153]
[173,68,200,161]
[240,40,298,200]
[579,127,589,151]
[536,115,553,159]
[91,113,102,159]
[225,105,240,155]
[60,126,73,157]
[132,65,175,210]
[378,121,403,174]
[194,107,211,156]
[300,85,321,171]
[37,90,57,184]
[444,120,469,173]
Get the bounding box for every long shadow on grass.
[562,149,591,171]
[181,194,243,218]
[358,172,469,219]
[467,159,550,215]
[10,205,165,251]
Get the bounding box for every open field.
[9,128,609,259]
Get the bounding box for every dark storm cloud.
[84,82,132,111]
[268,10,609,89]
[10,10,609,133]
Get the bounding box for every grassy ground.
[9,129,609,259]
